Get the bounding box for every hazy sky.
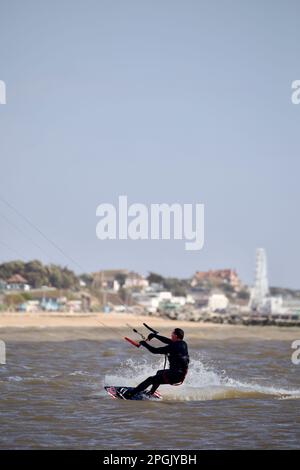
[1,0,300,287]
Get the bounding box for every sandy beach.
[1,311,299,341]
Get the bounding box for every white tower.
[249,248,269,311]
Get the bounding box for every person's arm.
[154,334,172,345]
[140,341,171,355]
[147,333,172,344]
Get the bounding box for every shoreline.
[1,311,300,341]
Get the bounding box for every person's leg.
[123,376,155,399]
[149,370,168,394]
[132,375,155,394]
[149,370,186,394]
[125,370,165,398]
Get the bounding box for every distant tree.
[0,260,25,279]
[25,260,48,288]
[147,272,165,284]
[47,264,78,289]
[0,260,79,290]
[48,265,63,287]
[5,293,25,308]
[115,273,127,288]
[79,273,93,287]
[222,284,235,294]
[163,278,187,296]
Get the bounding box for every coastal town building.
[92,269,129,292]
[132,291,172,313]
[282,298,300,314]
[18,300,40,312]
[208,293,229,312]
[191,269,241,290]
[132,290,195,314]
[6,274,31,291]
[92,269,148,292]
[124,272,149,290]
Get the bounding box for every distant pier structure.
[249,248,269,311]
[249,248,283,314]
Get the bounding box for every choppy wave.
[104,355,300,401]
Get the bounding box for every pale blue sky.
[0,0,300,287]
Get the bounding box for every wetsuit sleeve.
[153,334,172,345]
[140,341,171,354]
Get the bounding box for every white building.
[171,295,195,306]
[124,272,149,289]
[133,290,195,313]
[208,294,229,312]
[133,291,172,312]
[6,274,31,291]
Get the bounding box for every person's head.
[171,328,184,341]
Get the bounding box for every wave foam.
[104,354,300,401]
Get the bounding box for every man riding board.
[123,328,189,399]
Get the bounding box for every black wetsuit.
[132,334,189,395]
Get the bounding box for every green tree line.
[0,260,80,290]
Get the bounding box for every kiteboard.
[105,386,162,401]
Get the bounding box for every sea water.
[0,327,300,449]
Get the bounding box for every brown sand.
[0,311,300,341]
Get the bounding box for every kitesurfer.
[123,328,189,399]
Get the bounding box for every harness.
[172,368,188,386]
[162,368,188,386]
[162,353,188,386]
